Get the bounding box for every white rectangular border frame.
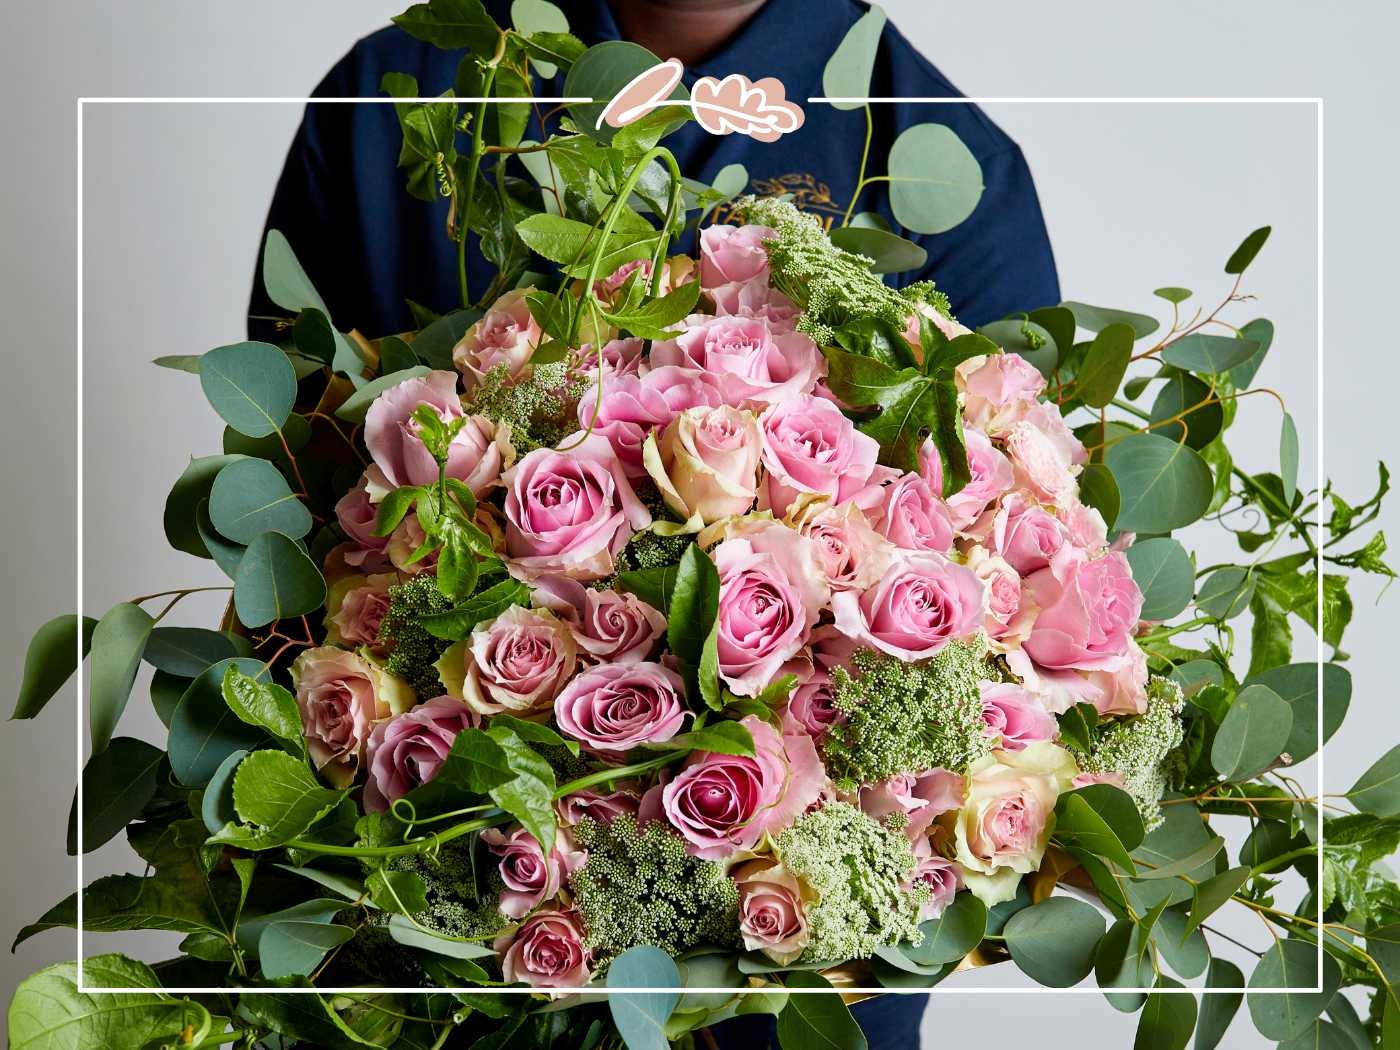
[74,95,1326,996]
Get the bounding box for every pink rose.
[757,395,879,515]
[324,572,397,652]
[554,662,688,754]
[789,500,893,593]
[501,433,651,581]
[712,525,828,696]
[1023,552,1143,673]
[710,281,800,328]
[646,405,762,524]
[580,336,645,377]
[964,545,1036,650]
[781,670,847,740]
[699,224,774,288]
[637,364,723,414]
[992,493,1072,575]
[334,472,391,570]
[941,428,1014,531]
[908,840,963,919]
[732,858,811,964]
[1005,418,1078,506]
[870,471,954,554]
[576,371,671,479]
[557,787,640,826]
[1057,499,1110,555]
[531,576,665,664]
[902,301,973,353]
[453,288,540,392]
[646,715,825,859]
[980,682,1058,751]
[958,352,1046,435]
[494,908,591,988]
[365,371,510,494]
[1083,637,1149,716]
[363,695,478,811]
[291,647,416,786]
[831,553,985,661]
[482,825,583,919]
[436,605,578,718]
[650,314,823,406]
[859,768,964,840]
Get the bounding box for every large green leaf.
[12,613,95,719]
[1210,683,1291,779]
[1125,537,1195,621]
[67,736,164,855]
[392,0,498,51]
[607,946,682,1050]
[8,954,209,1050]
[1150,371,1223,450]
[1195,566,1256,621]
[1075,323,1135,407]
[263,229,329,316]
[886,123,984,235]
[1160,333,1260,374]
[1349,742,1400,816]
[1105,432,1213,533]
[1229,317,1274,389]
[141,626,237,677]
[776,971,867,1050]
[1094,919,1153,1012]
[1134,976,1197,1050]
[89,602,155,752]
[1054,784,1145,870]
[232,749,346,844]
[1243,662,1349,764]
[199,342,297,439]
[1246,938,1340,1041]
[901,892,986,966]
[828,226,927,274]
[512,0,570,76]
[1194,958,1245,1050]
[1004,895,1106,987]
[168,658,270,786]
[222,667,306,754]
[164,454,247,559]
[487,726,557,855]
[258,920,355,980]
[1062,301,1159,339]
[821,4,885,109]
[208,457,312,543]
[233,531,327,628]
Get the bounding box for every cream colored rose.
[952,741,1079,905]
[731,858,816,964]
[644,405,761,525]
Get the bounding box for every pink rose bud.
[363,696,478,811]
[957,351,1046,435]
[334,471,391,571]
[789,500,894,593]
[324,572,398,653]
[830,552,986,662]
[481,825,584,919]
[979,682,1058,752]
[908,842,964,920]
[557,787,641,826]
[554,662,689,754]
[494,908,592,989]
[992,493,1072,576]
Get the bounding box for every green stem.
[1233,467,1319,558]
[1249,845,1319,879]
[1137,616,1213,642]
[555,750,682,797]
[1111,398,1151,421]
[840,104,874,228]
[457,62,499,309]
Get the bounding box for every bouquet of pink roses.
[10,4,1400,1049]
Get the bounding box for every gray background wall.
[0,2,1395,1046]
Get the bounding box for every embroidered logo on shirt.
[598,58,805,142]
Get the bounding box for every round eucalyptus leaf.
[1124,537,1194,621]
[233,532,327,629]
[710,163,748,199]
[168,659,269,787]
[163,454,249,559]
[1244,662,1350,764]
[201,748,248,835]
[1211,684,1292,779]
[1230,317,1274,389]
[1154,287,1192,303]
[828,225,928,273]
[1151,907,1209,979]
[1105,432,1213,533]
[196,499,247,579]
[1075,323,1135,408]
[1149,371,1223,450]
[1159,332,1259,374]
[821,4,885,108]
[199,342,297,439]
[1004,895,1106,987]
[903,891,986,966]
[1196,566,1256,620]
[1247,938,1340,1041]
[565,41,686,143]
[1062,301,1159,339]
[208,458,312,545]
[978,319,1059,377]
[887,123,984,235]
[606,945,681,1050]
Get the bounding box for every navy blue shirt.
[251,0,1058,340]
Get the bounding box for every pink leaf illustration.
[690,74,805,143]
[598,57,685,130]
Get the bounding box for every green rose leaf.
[208,457,312,544]
[820,4,885,109]
[1124,537,1195,621]
[886,123,985,235]
[232,749,349,845]
[168,658,270,786]
[233,531,327,628]
[828,226,928,273]
[1246,938,1340,1041]
[607,945,683,1050]
[1062,301,1159,339]
[66,736,164,855]
[199,342,297,439]
[1210,683,1291,779]
[1159,333,1260,375]
[486,726,557,855]
[776,970,867,1050]
[12,613,96,720]
[1004,895,1106,987]
[1075,322,1135,408]
[1105,432,1213,533]
[89,602,156,753]
[665,721,755,758]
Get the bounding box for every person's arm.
[903,143,1060,330]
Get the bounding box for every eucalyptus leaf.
[775,971,867,1050]
[1160,333,1260,374]
[67,737,164,855]
[12,613,95,720]
[258,920,355,980]
[1225,225,1271,274]
[886,123,984,235]
[1077,462,1121,531]
[1004,895,1106,987]
[1125,537,1195,621]
[1075,322,1135,407]
[233,531,327,628]
[1150,371,1223,450]
[902,891,986,966]
[828,226,927,273]
[208,457,312,543]
[1246,938,1340,1041]
[1280,411,1300,504]
[89,602,155,753]
[1210,683,1292,778]
[164,454,247,559]
[565,41,684,144]
[1134,976,1197,1050]
[1196,567,1256,621]
[141,626,237,677]
[821,4,885,108]
[199,342,297,439]
[1106,432,1213,533]
[1243,662,1349,764]
[168,658,270,786]
[1194,958,1245,1050]
[1062,301,1159,339]
[607,945,681,1050]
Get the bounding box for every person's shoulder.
[312,23,461,97]
[829,0,1019,161]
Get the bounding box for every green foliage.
[667,543,721,707]
[571,815,739,966]
[378,573,455,700]
[607,946,682,1050]
[67,737,164,856]
[776,971,867,1050]
[168,657,270,786]
[886,123,985,235]
[12,613,95,720]
[1071,677,1184,829]
[1004,895,1106,987]
[775,802,924,962]
[820,4,884,109]
[823,641,991,788]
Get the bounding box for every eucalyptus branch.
[840,104,874,227]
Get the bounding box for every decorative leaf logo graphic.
[691,74,805,143]
[598,57,685,130]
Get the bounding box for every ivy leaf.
[230,749,349,846]
[222,667,306,757]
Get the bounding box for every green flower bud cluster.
[390,838,506,943]
[377,573,454,701]
[736,195,950,346]
[822,641,993,788]
[613,528,695,577]
[775,801,926,962]
[569,815,739,968]
[467,360,588,452]
[1073,676,1185,830]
